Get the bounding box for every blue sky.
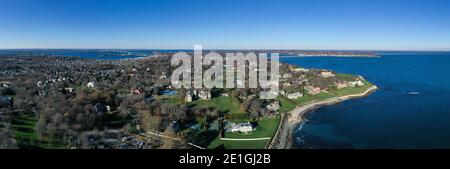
[0,0,449,50]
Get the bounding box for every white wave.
[408,91,420,95]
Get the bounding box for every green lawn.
[276,79,374,113]
[329,79,373,97]
[207,117,280,149]
[191,96,244,115]
[276,92,335,113]
[275,96,296,113]
[10,114,66,149]
[209,139,269,149]
[155,94,183,106]
[336,73,357,79]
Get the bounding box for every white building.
[198,90,211,100]
[335,81,349,89]
[160,72,167,79]
[65,87,74,93]
[266,101,280,112]
[320,71,335,78]
[349,80,365,87]
[184,89,212,102]
[282,82,292,87]
[0,81,11,88]
[185,91,193,103]
[87,82,95,88]
[231,122,253,133]
[286,92,304,99]
[305,85,321,95]
[290,67,309,72]
[282,73,292,79]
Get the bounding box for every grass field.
[159,95,183,105]
[329,79,373,96]
[190,96,244,115]
[276,79,374,113]
[276,92,335,113]
[10,114,66,149]
[207,118,280,149]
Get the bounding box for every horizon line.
[1,48,450,52]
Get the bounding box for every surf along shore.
[268,85,379,149]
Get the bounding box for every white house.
[282,82,292,87]
[286,92,304,99]
[185,91,193,103]
[320,71,335,78]
[282,73,292,79]
[160,72,167,79]
[231,122,253,133]
[290,67,309,72]
[0,81,11,88]
[65,87,74,93]
[266,101,281,112]
[349,80,365,87]
[87,82,95,88]
[198,90,211,100]
[335,81,349,89]
[305,85,321,95]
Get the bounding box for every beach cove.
[269,85,378,149]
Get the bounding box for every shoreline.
[269,85,378,149]
[281,55,380,58]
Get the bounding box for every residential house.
[160,72,167,79]
[290,67,309,72]
[335,81,349,89]
[282,82,292,87]
[286,92,304,99]
[231,122,254,133]
[282,73,292,79]
[185,91,193,102]
[65,87,74,93]
[198,90,211,100]
[130,88,144,95]
[266,101,280,112]
[320,71,335,78]
[0,81,11,88]
[87,82,95,88]
[349,80,365,87]
[305,85,321,95]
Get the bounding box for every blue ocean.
[281,52,450,148]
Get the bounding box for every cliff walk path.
[220,137,271,141]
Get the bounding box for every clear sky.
[0,0,449,50]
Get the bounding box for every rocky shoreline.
[269,85,379,149]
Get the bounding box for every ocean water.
[281,53,450,148]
